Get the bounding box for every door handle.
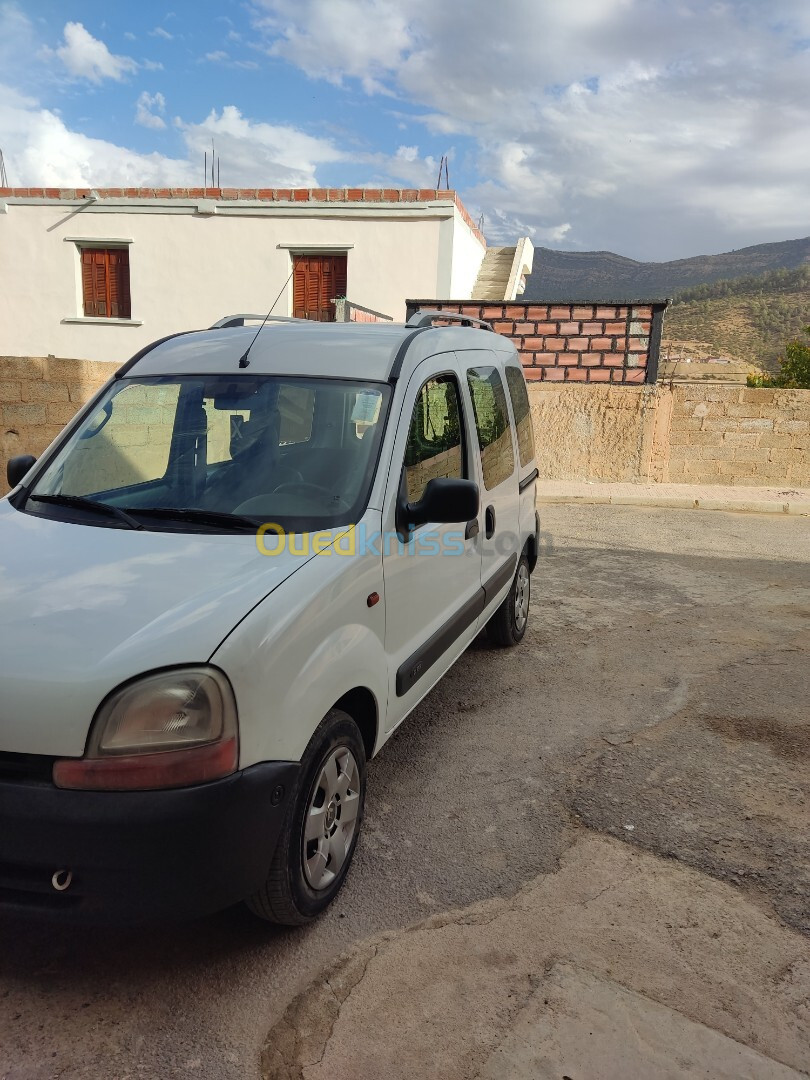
[485,505,496,539]
[465,518,479,540]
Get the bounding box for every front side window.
[504,366,535,468]
[80,247,131,318]
[27,375,390,533]
[467,367,515,490]
[403,375,465,504]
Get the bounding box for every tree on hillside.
[747,326,810,388]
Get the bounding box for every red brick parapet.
[0,187,486,246]
[406,300,670,385]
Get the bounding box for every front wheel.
[486,550,531,647]
[246,709,366,924]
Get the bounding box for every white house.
[0,186,533,363]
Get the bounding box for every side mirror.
[6,454,37,489]
[398,476,479,536]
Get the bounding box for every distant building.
[0,186,532,363]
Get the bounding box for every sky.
[1,0,809,261]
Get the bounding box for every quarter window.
[505,366,535,468]
[467,367,515,490]
[403,375,465,503]
[80,247,131,318]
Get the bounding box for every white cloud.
[0,83,192,186]
[252,0,810,258]
[51,21,138,83]
[135,90,166,130]
[254,0,411,95]
[204,50,229,62]
[149,27,173,41]
[179,105,344,186]
[0,85,345,189]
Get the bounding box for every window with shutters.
[292,254,347,321]
[80,247,131,319]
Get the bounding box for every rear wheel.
[486,550,530,648]
[246,709,366,924]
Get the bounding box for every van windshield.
[26,375,391,533]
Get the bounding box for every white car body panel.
[212,509,388,766]
[0,500,317,756]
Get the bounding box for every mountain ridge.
[522,237,810,301]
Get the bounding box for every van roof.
[122,321,514,383]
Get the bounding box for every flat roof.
[0,187,486,246]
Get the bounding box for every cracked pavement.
[1,505,808,1078]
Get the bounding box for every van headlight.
[53,667,239,791]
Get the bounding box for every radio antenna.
[238,267,296,368]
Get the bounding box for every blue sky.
[2,0,809,260]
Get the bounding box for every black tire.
[486,550,531,648]
[246,709,366,924]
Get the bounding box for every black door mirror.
[6,454,37,489]
[398,476,479,536]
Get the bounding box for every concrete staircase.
[471,238,534,301]
[473,246,517,300]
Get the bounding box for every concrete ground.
[0,505,808,1079]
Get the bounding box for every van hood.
[0,502,310,757]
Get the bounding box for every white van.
[0,311,539,924]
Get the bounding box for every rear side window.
[403,375,465,503]
[466,366,515,490]
[505,366,535,468]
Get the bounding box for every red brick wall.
[408,301,668,385]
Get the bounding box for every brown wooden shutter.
[108,249,131,318]
[292,254,348,321]
[293,256,309,319]
[81,249,105,316]
[80,247,131,318]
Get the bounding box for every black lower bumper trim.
[0,760,299,924]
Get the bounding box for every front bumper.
[0,759,299,924]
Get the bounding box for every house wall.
[0,188,486,364]
[449,208,488,301]
[3,359,808,495]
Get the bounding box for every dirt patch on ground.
[704,715,810,761]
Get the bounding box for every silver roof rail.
[406,309,493,331]
[210,314,307,329]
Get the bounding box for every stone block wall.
[663,386,810,486]
[1,358,808,494]
[1,356,117,491]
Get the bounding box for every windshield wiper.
[28,493,143,530]
[120,506,258,532]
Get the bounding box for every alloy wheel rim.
[514,563,530,632]
[303,746,361,890]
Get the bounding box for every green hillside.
[663,266,810,369]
